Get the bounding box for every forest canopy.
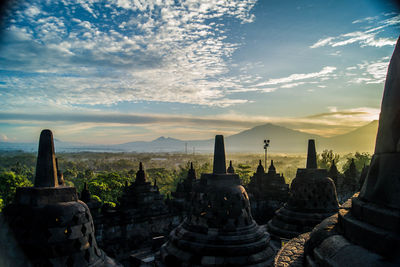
[0,150,371,210]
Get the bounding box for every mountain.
[224,123,321,153]
[115,136,188,152]
[109,124,321,153]
[0,122,379,153]
[321,120,378,153]
[108,121,379,153]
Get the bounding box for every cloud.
[347,56,390,84]
[228,87,277,93]
[311,32,397,49]
[0,134,9,141]
[280,82,307,88]
[282,107,380,136]
[0,112,266,129]
[24,5,41,17]
[329,50,341,56]
[222,66,336,93]
[306,108,379,121]
[310,37,334,49]
[310,14,399,49]
[0,0,259,108]
[252,66,336,88]
[352,16,380,24]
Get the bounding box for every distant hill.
[111,124,322,153]
[111,122,376,153]
[225,123,321,153]
[114,136,189,152]
[0,121,379,154]
[321,120,378,153]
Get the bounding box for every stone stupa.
[0,129,118,266]
[327,160,339,187]
[227,160,235,174]
[160,135,275,266]
[248,160,288,199]
[302,36,400,266]
[267,140,339,241]
[247,160,289,224]
[173,162,197,201]
[118,162,167,217]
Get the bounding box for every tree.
[236,164,252,186]
[86,171,131,204]
[84,169,94,179]
[0,171,33,207]
[317,150,340,169]
[147,167,179,197]
[0,198,4,212]
[342,152,372,173]
[63,168,78,179]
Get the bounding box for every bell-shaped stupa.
[160,135,275,266]
[0,130,118,266]
[267,139,339,241]
[303,36,400,266]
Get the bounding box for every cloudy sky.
[0,0,399,144]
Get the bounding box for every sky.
[0,0,399,144]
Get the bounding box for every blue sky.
[0,0,399,143]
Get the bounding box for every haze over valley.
[0,120,379,154]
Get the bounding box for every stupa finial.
[268,160,276,173]
[187,162,196,180]
[227,160,235,174]
[136,162,146,183]
[34,129,58,187]
[256,160,265,173]
[212,135,226,174]
[306,139,317,169]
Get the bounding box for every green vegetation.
[317,149,340,169]
[342,152,372,173]
[316,150,371,173]
[0,171,33,210]
[236,164,252,186]
[0,150,372,211]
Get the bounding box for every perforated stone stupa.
[267,140,339,241]
[0,129,118,267]
[160,135,275,266]
[301,36,400,266]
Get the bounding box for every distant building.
[247,159,289,224]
